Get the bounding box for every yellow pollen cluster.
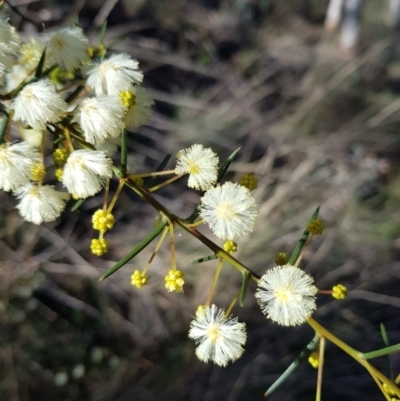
[239,173,258,191]
[187,161,200,175]
[31,163,46,181]
[223,240,237,253]
[308,352,319,368]
[165,269,185,293]
[307,219,325,235]
[131,270,148,288]
[92,209,115,233]
[332,284,347,300]
[53,148,69,165]
[119,90,136,109]
[55,168,63,182]
[207,324,220,343]
[275,252,288,266]
[90,238,109,256]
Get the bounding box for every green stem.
[99,218,168,281]
[307,318,400,397]
[124,177,260,282]
[264,335,320,397]
[362,344,400,360]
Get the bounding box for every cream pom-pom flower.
[15,183,70,224]
[0,142,41,192]
[200,181,258,240]
[62,149,113,198]
[73,96,126,145]
[19,38,46,70]
[188,304,246,367]
[12,79,68,130]
[0,18,13,43]
[175,144,219,191]
[48,27,88,71]
[255,264,318,326]
[86,53,143,96]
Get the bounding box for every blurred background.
[1,0,400,400]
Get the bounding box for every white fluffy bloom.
[255,264,318,326]
[188,305,246,367]
[13,79,68,130]
[86,54,143,96]
[2,65,30,94]
[0,42,16,84]
[0,19,13,43]
[200,182,258,240]
[125,87,154,128]
[15,183,70,224]
[62,149,112,198]
[175,144,219,191]
[16,123,43,148]
[0,142,41,192]
[73,96,125,144]
[19,38,46,70]
[48,27,88,71]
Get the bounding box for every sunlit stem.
[366,364,391,401]
[316,337,325,401]
[107,178,126,212]
[189,219,203,228]
[103,179,110,210]
[142,225,169,275]
[294,234,314,267]
[124,178,260,283]
[129,170,176,179]
[64,127,74,152]
[169,223,177,270]
[148,175,181,192]
[307,317,400,397]
[317,290,333,295]
[225,288,241,318]
[362,343,400,360]
[363,360,400,397]
[205,258,224,306]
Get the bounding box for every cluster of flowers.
[0,17,347,371]
[0,19,153,224]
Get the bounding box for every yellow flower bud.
[53,148,69,165]
[90,238,109,256]
[165,269,185,293]
[308,351,319,369]
[55,167,63,182]
[92,209,115,233]
[239,173,258,191]
[275,252,289,266]
[307,220,325,235]
[119,90,136,109]
[131,270,148,288]
[31,163,46,181]
[223,240,237,253]
[332,284,347,300]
